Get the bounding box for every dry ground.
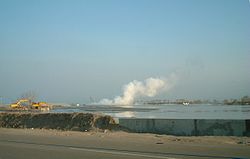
[0,128,249,159]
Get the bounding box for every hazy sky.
[0,0,249,103]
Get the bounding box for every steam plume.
[98,75,176,105]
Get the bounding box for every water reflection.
[112,111,135,118]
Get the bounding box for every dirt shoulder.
[1,128,250,159]
[1,127,249,147]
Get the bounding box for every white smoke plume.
[98,75,177,105]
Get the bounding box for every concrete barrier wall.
[119,118,249,136]
[196,120,246,136]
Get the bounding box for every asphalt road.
[0,129,249,159]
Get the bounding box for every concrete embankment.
[119,118,250,136]
[0,112,117,131]
[1,112,250,136]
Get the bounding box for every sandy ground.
[0,128,250,159]
[1,128,249,146]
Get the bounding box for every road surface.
[0,128,249,159]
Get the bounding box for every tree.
[241,96,250,105]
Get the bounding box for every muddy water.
[51,104,250,119]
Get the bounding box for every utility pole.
[0,96,2,106]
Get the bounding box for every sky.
[0,0,249,103]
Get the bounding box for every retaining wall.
[119,118,250,136]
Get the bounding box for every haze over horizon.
[0,0,249,103]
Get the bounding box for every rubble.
[0,112,117,131]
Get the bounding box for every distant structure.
[141,96,250,105]
[183,102,189,106]
[89,96,96,103]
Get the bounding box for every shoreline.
[1,112,250,136]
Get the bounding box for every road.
[0,128,249,159]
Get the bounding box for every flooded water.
[51,104,250,119]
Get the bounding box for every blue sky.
[0,0,249,103]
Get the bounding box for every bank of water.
[50,104,250,136]
[1,104,250,136]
